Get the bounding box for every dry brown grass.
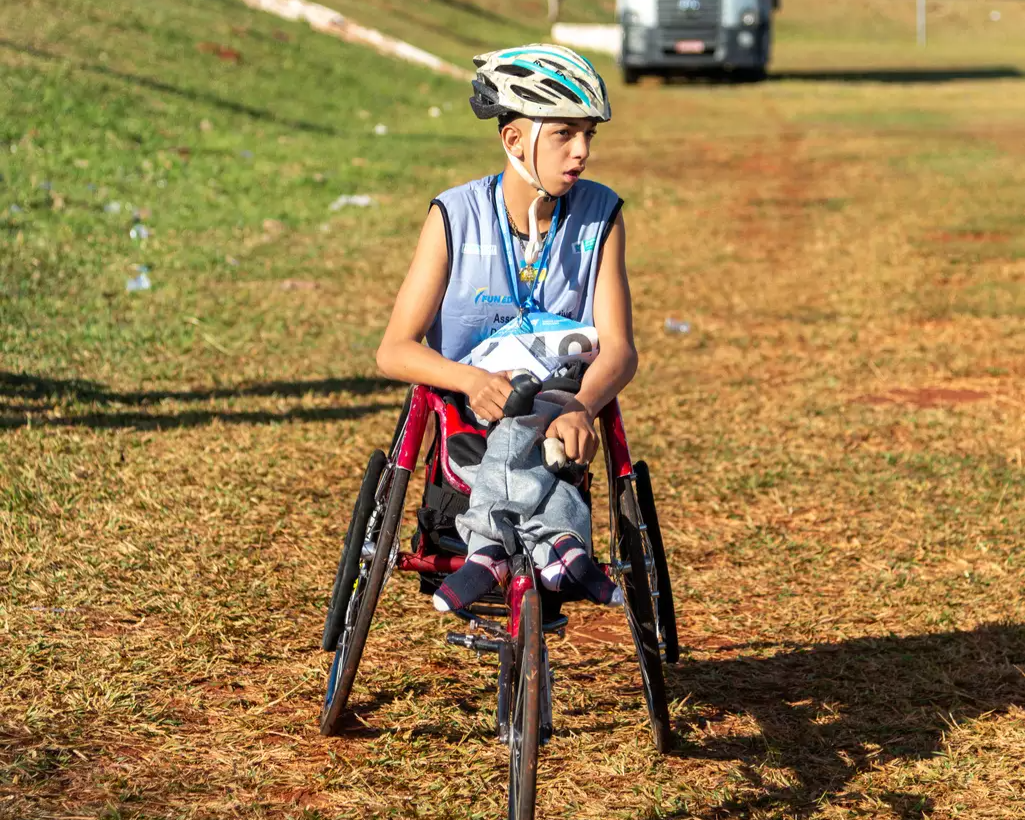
[4,1,1025,818]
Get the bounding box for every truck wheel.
[623,67,640,85]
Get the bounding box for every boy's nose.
[572,133,590,160]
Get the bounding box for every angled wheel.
[320,462,410,736]
[616,477,672,753]
[508,589,541,820]
[322,450,387,652]
[633,461,680,664]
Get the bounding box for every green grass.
[3,0,1025,818]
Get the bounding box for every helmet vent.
[576,78,598,100]
[496,64,534,77]
[540,78,582,104]
[510,84,555,105]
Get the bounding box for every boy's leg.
[539,534,623,606]
[433,542,509,612]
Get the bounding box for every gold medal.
[518,266,537,285]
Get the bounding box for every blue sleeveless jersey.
[425,175,623,363]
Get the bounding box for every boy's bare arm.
[376,206,513,421]
[546,212,638,462]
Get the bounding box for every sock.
[433,543,509,612]
[539,535,623,606]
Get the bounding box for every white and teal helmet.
[469,44,611,265]
[469,44,612,123]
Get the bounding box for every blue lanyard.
[495,173,561,320]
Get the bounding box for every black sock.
[433,543,509,612]
[540,535,622,606]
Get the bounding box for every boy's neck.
[501,162,556,235]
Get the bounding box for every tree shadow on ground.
[770,67,1023,84]
[654,622,1025,819]
[0,371,403,431]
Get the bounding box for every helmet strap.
[502,119,550,266]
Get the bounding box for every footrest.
[446,632,501,653]
[542,615,569,634]
[465,602,509,619]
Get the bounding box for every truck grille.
[657,0,721,32]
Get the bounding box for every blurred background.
[2,2,1024,819]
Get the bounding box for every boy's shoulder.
[433,176,621,208]
[433,174,498,206]
[565,178,621,207]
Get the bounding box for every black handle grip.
[502,372,543,417]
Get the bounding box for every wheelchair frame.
[319,384,679,819]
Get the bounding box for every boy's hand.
[545,400,598,464]
[465,369,513,422]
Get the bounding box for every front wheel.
[633,461,680,664]
[322,450,387,652]
[320,466,409,736]
[617,478,672,753]
[508,589,541,820]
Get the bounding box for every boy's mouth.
[562,167,584,182]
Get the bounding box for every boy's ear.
[500,122,526,159]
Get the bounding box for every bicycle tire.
[633,461,680,664]
[617,478,673,753]
[321,450,387,652]
[320,467,410,736]
[508,589,541,820]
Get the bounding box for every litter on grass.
[130,224,151,241]
[126,270,152,292]
[664,318,691,334]
[329,194,375,210]
[104,201,122,214]
[373,123,389,136]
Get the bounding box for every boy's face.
[503,117,598,197]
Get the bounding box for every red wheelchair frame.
[318,384,679,820]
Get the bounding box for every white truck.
[616,0,779,83]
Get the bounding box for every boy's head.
[497,116,598,198]
[469,45,611,198]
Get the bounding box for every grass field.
[2,0,1025,818]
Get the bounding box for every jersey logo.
[474,287,515,305]
[462,242,498,256]
[572,236,597,254]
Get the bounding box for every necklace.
[504,204,548,285]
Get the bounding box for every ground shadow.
[0,38,342,136]
[0,371,398,404]
[0,38,462,141]
[0,371,403,431]
[652,622,1025,819]
[433,0,520,26]
[770,67,1023,84]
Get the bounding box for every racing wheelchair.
[318,376,679,820]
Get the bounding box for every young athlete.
[376,44,637,611]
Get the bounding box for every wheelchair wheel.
[322,450,387,652]
[320,463,410,736]
[508,588,541,820]
[633,461,680,664]
[615,477,673,753]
